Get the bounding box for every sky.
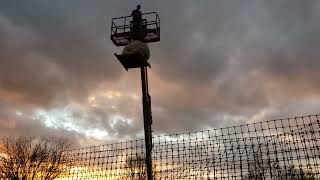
[0,0,320,147]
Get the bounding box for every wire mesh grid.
[55,114,320,179]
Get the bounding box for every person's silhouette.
[132,5,142,23]
[131,5,143,40]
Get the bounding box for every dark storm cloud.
[235,1,320,77]
[0,0,123,107]
[154,0,320,84]
[0,0,130,145]
[148,0,320,132]
[0,0,320,145]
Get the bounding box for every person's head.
[137,5,141,10]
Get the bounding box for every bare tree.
[0,136,72,180]
[243,149,320,180]
[122,154,160,180]
[123,154,147,180]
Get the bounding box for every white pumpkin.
[122,40,150,60]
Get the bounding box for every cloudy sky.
[0,0,320,147]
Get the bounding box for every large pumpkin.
[122,40,150,60]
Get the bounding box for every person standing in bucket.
[131,5,143,40]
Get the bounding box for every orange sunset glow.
[1,0,320,179]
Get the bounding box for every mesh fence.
[54,114,320,179]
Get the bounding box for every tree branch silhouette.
[0,136,72,180]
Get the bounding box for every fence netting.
[56,114,320,179]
